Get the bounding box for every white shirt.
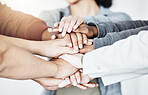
[83,31,148,86]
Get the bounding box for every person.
[0,2,79,89]
[0,2,96,90]
[59,20,148,87]
[39,0,131,95]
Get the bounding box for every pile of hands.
[34,16,98,90]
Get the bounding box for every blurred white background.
[0,0,148,95]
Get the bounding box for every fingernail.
[96,84,99,87]
[74,26,77,30]
[58,83,64,88]
[79,44,83,49]
[62,32,66,37]
[59,28,62,32]
[74,46,79,50]
[84,40,87,44]
[54,23,58,27]
[47,28,52,32]
[68,29,71,33]
[68,43,72,47]
[73,82,77,86]
[52,28,59,32]
[51,35,56,39]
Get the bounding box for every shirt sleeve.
[83,31,148,83]
[0,3,48,41]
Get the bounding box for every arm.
[0,35,77,58]
[0,3,50,41]
[0,40,57,79]
[83,31,148,80]
[89,20,148,38]
[0,40,78,80]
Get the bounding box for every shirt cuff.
[82,52,106,77]
[84,16,101,38]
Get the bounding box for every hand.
[72,72,98,90]
[59,54,84,68]
[73,23,98,39]
[51,58,79,78]
[34,39,78,58]
[79,44,94,54]
[42,29,58,41]
[34,78,64,90]
[58,71,98,90]
[64,33,93,50]
[54,16,85,37]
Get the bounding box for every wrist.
[41,29,49,41]
[91,26,98,38]
[28,41,41,54]
[49,60,59,78]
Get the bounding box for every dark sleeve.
[88,20,148,38]
[0,3,48,41]
[93,26,148,49]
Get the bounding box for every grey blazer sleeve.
[93,26,148,49]
[88,20,148,38]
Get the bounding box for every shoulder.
[99,6,131,20]
[109,12,131,20]
[38,7,69,27]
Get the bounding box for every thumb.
[73,27,87,34]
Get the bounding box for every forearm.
[83,31,148,78]
[89,20,148,38]
[0,3,48,41]
[0,35,38,53]
[93,26,148,49]
[0,41,58,80]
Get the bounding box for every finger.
[82,34,88,44]
[76,84,87,90]
[76,33,83,49]
[73,17,84,30]
[59,17,66,32]
[86,39,93,45]
[71,33,79,51]
[58,80,69,88]
[35,78,63,87]
[65,77,71,85]
[56,33,63,39]
[62,17,73,36]
[65,84,73,88]
[67,17,77,33]
[75,71,81,83]
[54,22,60,27]
[47,28,53,32]
[45,86,59,90]
[83,83,99,88]
[70,74,77,86]
[64,34,72,47]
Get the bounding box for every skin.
[40,0,99,89]
[0,40,78,79]
[48,0,99,50]
[0,35,77,58]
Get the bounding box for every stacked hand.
[35,16,97,90]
